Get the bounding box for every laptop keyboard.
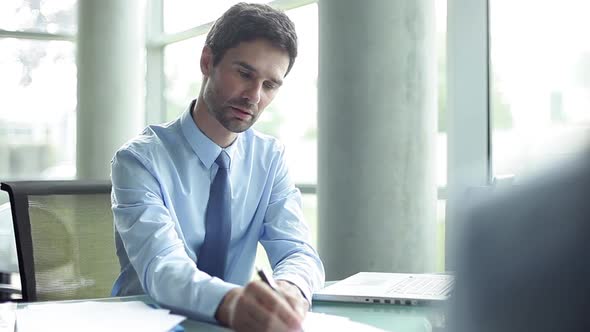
[386,276,454,296]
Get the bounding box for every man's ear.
[200,46,213,76]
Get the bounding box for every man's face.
[202,39,290,133]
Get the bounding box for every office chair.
[0,181,119,302]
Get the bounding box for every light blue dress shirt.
[110,100,325,322]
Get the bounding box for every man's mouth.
[229,106,253,120]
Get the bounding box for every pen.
[257,267,306,331]
[257,267,281,293]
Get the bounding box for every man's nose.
[242,82,262,105]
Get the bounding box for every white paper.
[16,301,185,332]
[303,312,389,332]
[15,301,387,332]
[0,302,16,332]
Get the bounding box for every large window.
[490,0,590,180]
[0,1,77,182]
[446,0,590,266]
[164,0,273,34]
[0,0,77,34]
[0,0,78,298]
[164,36,205,121]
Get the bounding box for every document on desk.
[0,302,16,332]
[15,301,185,332]
[303,312,389,332]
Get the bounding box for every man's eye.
[238,70,251,79]
[263,82,276,90]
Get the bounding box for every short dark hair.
[205,2,298,75]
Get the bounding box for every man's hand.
[276,280,309,317]
[215,280,305,332]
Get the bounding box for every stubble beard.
[203,83,258,134]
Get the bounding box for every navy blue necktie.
[197,151,232,279]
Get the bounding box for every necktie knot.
[216,151,230,169]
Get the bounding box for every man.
[448,150,590,332]
[110,3,324,331]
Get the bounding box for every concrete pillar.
[318,0,437,279]
[76,0,145,180]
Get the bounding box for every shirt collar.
[180,99,240,170]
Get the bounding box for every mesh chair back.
[1,181,119,301]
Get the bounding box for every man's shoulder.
[115,121,181,162]
[244,128,284,153]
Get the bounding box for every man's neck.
[192,99,237,148]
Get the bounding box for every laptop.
[313,272,454,306]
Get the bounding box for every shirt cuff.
[198,278,241,323]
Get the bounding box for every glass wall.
[0,0,77,34]
[490,0,590,181]
[0,1,78,181]
[163,0,272,34]
[164,36,205,121]
[0,0,78,299]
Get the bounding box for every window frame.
[0,26,76,182]
[0,29,73,41]
[445,0,491,267]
